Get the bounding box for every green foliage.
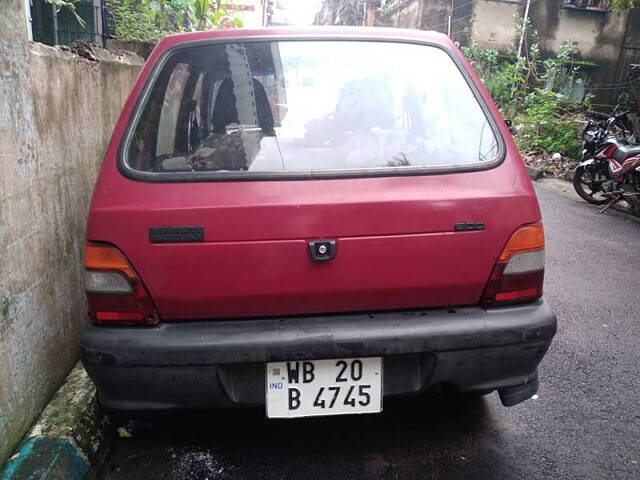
[485,60,527,116]
[462,41,498,86]
[462,40,527,117]
[514,13,538,57]
[542,42,579,89]
[107,0,244,43]
[514,89,583,158]
[463,21,587,158]
[610,0,640,10]
[108,0,161,42]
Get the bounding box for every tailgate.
[87,174,539,320]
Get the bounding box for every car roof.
[156,26,452,51]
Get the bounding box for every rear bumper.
[80,300,556,412]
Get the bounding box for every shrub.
[463,32,586,159]
[515,89,583,158]
[106,0,243,43]
[462,40,527,117]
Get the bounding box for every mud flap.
[498,372,539,407]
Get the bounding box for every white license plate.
[266,357,382,418]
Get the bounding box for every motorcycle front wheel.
[573,165,609,205]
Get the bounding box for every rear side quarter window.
[122,39,502,181]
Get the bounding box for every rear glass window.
[125,41,499,176]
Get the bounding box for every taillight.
[84,243,159,325]
[482,223,545,307]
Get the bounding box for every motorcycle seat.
[613,144,640,162]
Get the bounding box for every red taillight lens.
[84,243,159,325]
[482,223,545,307]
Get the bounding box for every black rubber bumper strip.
[81,300,556,368]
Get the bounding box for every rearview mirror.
[504,118,515,134]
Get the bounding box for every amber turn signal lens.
[84,244,138,279]
[498,223,544,262]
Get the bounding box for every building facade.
[318,0,640,104]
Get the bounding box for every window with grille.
[29,0,103,46]
[562,0,610,12]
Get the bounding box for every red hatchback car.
[81,27,556,418]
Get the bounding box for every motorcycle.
[572,95,640,213]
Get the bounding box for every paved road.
[94,183,640,480]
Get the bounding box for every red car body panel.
[87,27,540,320]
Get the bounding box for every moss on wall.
[0,0,143,467]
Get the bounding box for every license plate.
[266,357,382,418]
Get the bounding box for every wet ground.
[94,183,640,480]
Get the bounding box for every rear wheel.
[573,165,609,205]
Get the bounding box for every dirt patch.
[522,152,577,181]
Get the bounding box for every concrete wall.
[0,0,143,466]
[472,0,520,51]
[380,0,473,43]
[529,0,630,102]
[383,0,424,29]
[530,0,628,62]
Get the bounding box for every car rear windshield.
[124,40,499,178]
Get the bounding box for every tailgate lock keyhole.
[309,240,336,262]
